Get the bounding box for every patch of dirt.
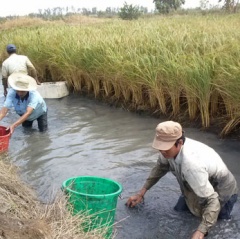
[0,213,51,239]
[0,158,105,239]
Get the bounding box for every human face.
[16,90,28,98]
[159,141,182,159]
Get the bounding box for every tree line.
[0,0,239,22]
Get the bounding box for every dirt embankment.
[0,157,105,239]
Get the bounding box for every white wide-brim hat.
[8,72,37,91]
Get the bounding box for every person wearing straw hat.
[1,44,41,97]
[0,72,47,134]
[126,121,238,239]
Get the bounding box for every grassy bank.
[0,156,106,239]
[0,14,240,136]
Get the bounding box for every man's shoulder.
[15,54,28,59]
[185,137,211,148]
[3,54,26,63]
[2,57,11,65]
[29,90,44,100]
[4,89,16,102]
[8,88,16,94]
[182,137,219,161]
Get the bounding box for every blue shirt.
[4,88,47,121]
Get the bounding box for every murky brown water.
[1,92,240,239]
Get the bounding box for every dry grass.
[63,15,111,25]
[0,15,109,31]
[0,156,106,239]
[0,17,49,30]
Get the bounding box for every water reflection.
[1,93,240,239]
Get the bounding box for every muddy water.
[1,92,240,239]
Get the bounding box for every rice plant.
[1,14,240,136]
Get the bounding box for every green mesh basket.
[62,176,122,238]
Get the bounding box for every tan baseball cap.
[152,121,182,150]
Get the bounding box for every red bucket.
[0,126,11,152]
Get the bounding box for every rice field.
[0,14,240,136]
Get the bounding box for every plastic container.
[62,176,122,238]
[0,126,10,152]
[37,81,69,99]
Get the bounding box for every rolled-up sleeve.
[185,168,221,234]
[143,157,169,190]
[197,192,220,234]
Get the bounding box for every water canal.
[1,91,240,239]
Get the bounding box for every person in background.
[1,44,41,97]
[0,72,47,134]
[126,121,238,239]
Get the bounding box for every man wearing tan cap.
[1,44,41,97]
[0,72,47,134]
[126,121,238,239]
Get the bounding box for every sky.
[0,0,223,17]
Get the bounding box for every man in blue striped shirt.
[0,73,47,134]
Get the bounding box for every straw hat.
[8,73,37,91]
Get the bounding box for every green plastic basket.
[62,176,122,238]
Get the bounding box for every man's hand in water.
[191,230,205,239]
[126,194,144,207]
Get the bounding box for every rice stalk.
[1,14,240,134]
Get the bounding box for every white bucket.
[37,81,69,99]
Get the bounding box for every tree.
[92,7,97,15]
[153,0,185,14]
[119,2,142,20]
[218,0,239,12]
[200,0,210,9]
[140,6,148,14]
[82,8,90,16]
